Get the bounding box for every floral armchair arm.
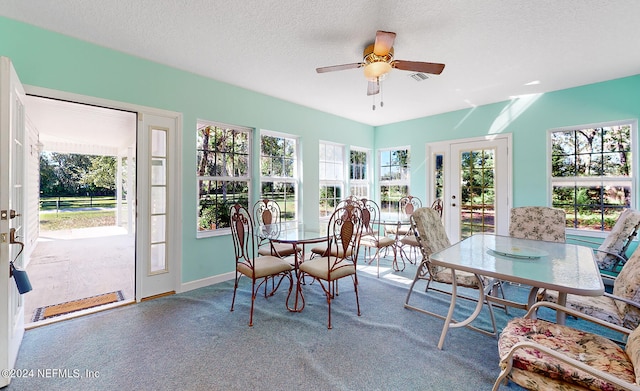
[494,301,636,391]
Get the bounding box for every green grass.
[40,196,118,211]
[39,210,116,231]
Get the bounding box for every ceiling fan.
[316,30,445,109]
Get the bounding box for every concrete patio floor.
[24,226,135,326]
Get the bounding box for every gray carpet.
[7,259,577,390]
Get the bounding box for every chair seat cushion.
[237,256,293,279]
[299,257,355,281]
[258,242,298,257]
[360,235,395,248]
[400,235,419,247]
[431,266,486,288]
[542,290,624,327]
[498,317,636,390]
[310,245,353,258]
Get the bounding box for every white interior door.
[428,135,511,243]
[0,56,27,388]
[136,113,180,299]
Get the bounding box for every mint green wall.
[0,17,373,283]
[375,75,640,208]
[3,16,639,284]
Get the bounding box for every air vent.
[408,73,429,82]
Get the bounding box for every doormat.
[32,290,125,322]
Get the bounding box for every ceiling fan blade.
[373,30,396,56]
[316,63,364,73]
[367,81,380,96]
[392,60,445,75]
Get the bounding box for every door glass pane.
[151,158,166,185]
[150,243,167,273]
[152,128,167,157]
[151,186,166,214]
[460,148,495,239]
[151,215,166,243]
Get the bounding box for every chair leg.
[353,275,361,316]
[405,261,429,305]
[230,273,240,312]
[249,278,257,327]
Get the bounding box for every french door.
[0,57,27,388]
[427,135,512,243]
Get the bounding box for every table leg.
[556,292,567,325]
[437,268,458,349]
[286,243,305,312]
[437,271,491,350]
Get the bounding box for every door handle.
[9,228,24,257]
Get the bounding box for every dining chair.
[393,195,423,261]
[253,199,299,259]
[494,301,638,391]
[404,207,497,335]
[569,208,640,275]
[540,242,640,331]
[298,203,363,329]
[229,203,294,326]
[508,206,566,243]
[503,206,567,307]
[310,196,364,258]
[359,199,397,277]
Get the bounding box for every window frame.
[259,129,299,223]
[378,146,411,216]
[196,120,252,238]
[349,146,371,199]
[548,119,637,237]
[319,141,346,219]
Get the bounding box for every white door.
[428,135,511,243]
[0,57,27,388]
[136,113,180,299]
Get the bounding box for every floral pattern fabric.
[542,244,640,330]
[411,207,490,288]
[595,209,640,271]
[498,317,637,390]
[508,206,566,243]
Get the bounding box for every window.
[260,131,298,222]
[197,121,250,234]
[379,148,410,215]
[349,148,370,199]
[319,142,345,218]
[550,122,635,232]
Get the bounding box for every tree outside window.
[550,123,634,231]
[260,132,298,222]
[379,148,410,215]
[349,148,370,199]
[319,142,344,218]
[197,122,250,232]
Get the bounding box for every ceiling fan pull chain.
[380,78,384,108]
[372,92,376,110]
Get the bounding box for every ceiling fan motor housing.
[363,44,394,81]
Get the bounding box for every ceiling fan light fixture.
[364,62,392,81]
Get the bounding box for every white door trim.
[23,85,183,299]
[426,134,512,242]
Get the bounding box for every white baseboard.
[179,272,235,293]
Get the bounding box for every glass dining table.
[425,233,604,349]
[256,223,328,312]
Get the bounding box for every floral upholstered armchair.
[508,206,566,243]
[541,243,640,331]
[571,208,640,274]
[494,301,640,391]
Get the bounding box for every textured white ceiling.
[2,1,640,126]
